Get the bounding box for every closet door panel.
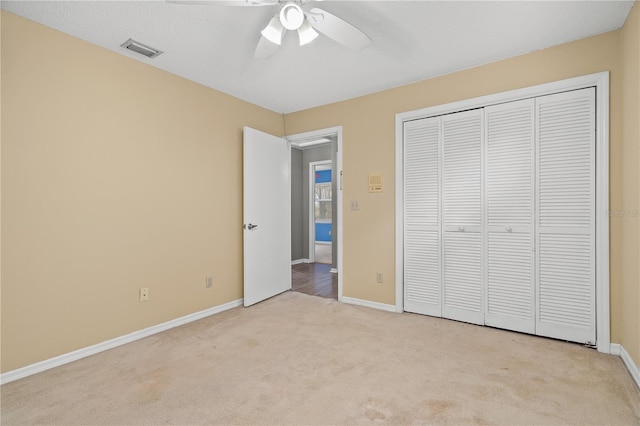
[443,111,483,231]
[443,232,483,323]
[484,99,535,334]
[536,88,596,344]
[538,234,593,339]
[403,118,442,316]
[486,233,534,331]
[442,109,483,325]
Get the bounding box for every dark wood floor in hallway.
[291,263,338,300]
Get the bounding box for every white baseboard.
[291,258,310,265]
[0,298,243,385]
[341,296,397,313]
[611,343,640,390]
[330,268,338,274]
[610,343,622,356]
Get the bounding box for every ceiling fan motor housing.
[279,2,304,30]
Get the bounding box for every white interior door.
[484,99,535,334]
[403,117,442,317]
[535,88,596,344]
[441,109,484,325]
[243,127,291,307]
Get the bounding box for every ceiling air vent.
[120,38,163,58]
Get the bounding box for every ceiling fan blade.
[166,0,277,6]
[254,35,280,59]
[308,7,371,50]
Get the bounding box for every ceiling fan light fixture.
[297,19,318,46]
[279,2,304,30]
[261,15,284,45]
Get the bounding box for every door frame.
[395,72,610,353]
[288,126,344,301]
[308,160,333,264]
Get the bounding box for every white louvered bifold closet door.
[442,109,484,325]
[484,99,536,334]
[403,117,442,316]
[535,88,596,344]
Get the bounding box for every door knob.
[506,226,512,232]
[244,223,258,230]
[458,227,465,232]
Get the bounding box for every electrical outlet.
[376,273,383,283]
[206,276,213,288]
[139,287,149,302]
[350,200,360,211]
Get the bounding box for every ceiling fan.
[169,0,372,59]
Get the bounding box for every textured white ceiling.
[1,1,634,113]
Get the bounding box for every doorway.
[310,161,332,265]
[288,127,343,301]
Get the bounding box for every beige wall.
[285,30,635,358]
[0,11,284,372]
[620,3,640,365]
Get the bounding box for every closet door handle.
[506,226,512,232]
[458,226,465,232]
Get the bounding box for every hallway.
[291,263,337,300]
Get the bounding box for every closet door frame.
[395,71,610,353]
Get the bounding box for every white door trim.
[395,72,610,353]
[287,126,344,301]
[308,160,332,263]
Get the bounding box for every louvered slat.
[538,234,593,327]
[443,232,483,324]
[404,119,439,227]
[486,100,533,228]
[484,99,535,334]
[538,90,594,229]
[404,230,441,315]
[536,88,596,344]
[486,233,534,331]
[403,118,442,316]
[443,111,483,228]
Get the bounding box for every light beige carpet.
[2,291,639,425]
